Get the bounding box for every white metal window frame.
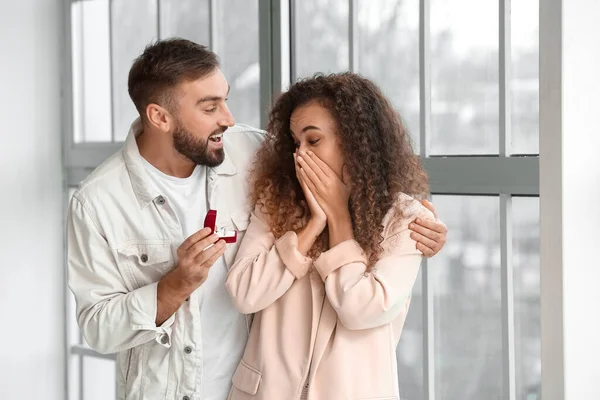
[60,1,539,400]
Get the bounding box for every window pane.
[83,357,116,400]
[429,195,502,398]
[71,0,112,143]
[357,0,420,153]
[512,197,541,399]
[293,0,349,79]
[216,0,260,128]
[511,0,539,155]
[112,0,158,142]
[159,0,210,45]
[397,270,424,400]
[430,0,499,155]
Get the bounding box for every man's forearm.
[156,269,195,325]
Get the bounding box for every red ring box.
[203,209,237,243]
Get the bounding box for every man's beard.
[173,122,225,167]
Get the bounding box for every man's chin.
[201,149,225,168]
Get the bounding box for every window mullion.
[420,1,435,399]
[500,0,512,157]
[349,0,358,72]
[500,193,516,400]
[419,0,431,158]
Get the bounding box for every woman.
[226,72,437,400]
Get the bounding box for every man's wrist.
[159,268,195,303]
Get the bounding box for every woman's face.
[289,101,345,179]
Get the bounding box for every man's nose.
[220,105,235,127]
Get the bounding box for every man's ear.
[146,103,173,133]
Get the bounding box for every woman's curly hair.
[250,72,429,268]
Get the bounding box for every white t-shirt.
[142,158,248,400]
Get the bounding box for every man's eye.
[206,107,217,113]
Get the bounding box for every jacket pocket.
[123,348,133,399]
[116,243,173,288]
[116,348,134,399]
[231,359,262,395]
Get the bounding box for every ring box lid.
[203,209,237,243]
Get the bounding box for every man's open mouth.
[209,133,223,143]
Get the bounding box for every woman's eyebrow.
[302,125,321,133]
[290,125,322,138]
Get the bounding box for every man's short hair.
[128,38,220,117]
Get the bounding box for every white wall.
[0,1,65,399]
[540,0,600,398]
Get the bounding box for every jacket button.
[156,196,165,205]
[160,335,168,345]
[140,254,148,263]
[184,346,192,354]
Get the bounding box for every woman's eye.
[294,142,300,148]
[308,139,320,145]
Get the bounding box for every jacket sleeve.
[225,206,313,314]
[313,206,434,331]
[67,196,175,354]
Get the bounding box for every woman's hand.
[296,150,353,248]
[296,150,351,222]
[295,152,327,229]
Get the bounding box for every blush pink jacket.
[225,194,433,400]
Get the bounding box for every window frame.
[288,1,537,399]
[61,1,539,399]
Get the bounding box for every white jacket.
[67,119,263,399]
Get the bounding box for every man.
[67,39,447,400]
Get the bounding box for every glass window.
[159,0,210,46]
[512,197,541,399]
[71,0,112,143]
[429,195,502,398]
[83,357,116,400]
[111,0,159,142]
[511,0,539,155]
[397,271,424,400]
[430,0,499,155]
[215,0,261,128]
[357,0,420,152]
[293,0,349,79]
